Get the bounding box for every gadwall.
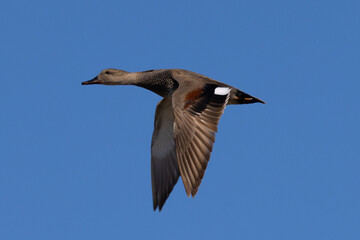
[82,69,264,211]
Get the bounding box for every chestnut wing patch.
[184,84,229,116]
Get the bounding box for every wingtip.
[191,187,199,197]
[153,199,164,212]
[185,187,192,197]
[153,205,162,212]
[158,202,164,212]
[181,177,192,197]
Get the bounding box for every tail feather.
[231,90,265,104]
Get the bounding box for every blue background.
[1,0,359,239]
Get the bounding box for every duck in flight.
[82,68,264,211]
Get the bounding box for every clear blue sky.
[1,0,359,239]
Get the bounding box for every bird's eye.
[105,71,111,74]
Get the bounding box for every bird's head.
[82,69,128,85]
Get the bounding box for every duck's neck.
[118,72,142,85]
[122,70,179,97]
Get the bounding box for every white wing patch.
[214,87,231,95]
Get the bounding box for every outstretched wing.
[151,97,180,211]
[173,84,231,196]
